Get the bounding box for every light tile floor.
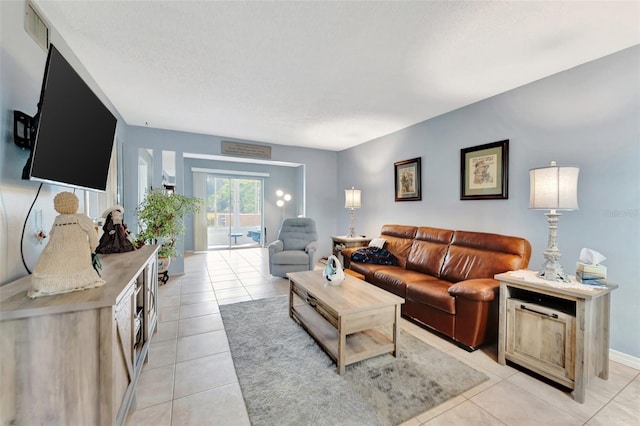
[126,248,639,426]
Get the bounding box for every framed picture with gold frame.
[394,157,421,201]
[460,140,509,200]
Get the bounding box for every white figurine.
[29,192,105,298]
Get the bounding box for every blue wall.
[123,126,339,275]
[0,1,125,284]
[337,45,640,358]
[182,157,300,250]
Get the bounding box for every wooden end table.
[495,271,617,403]
[287,270,404,375]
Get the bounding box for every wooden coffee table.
[287,270,404,375]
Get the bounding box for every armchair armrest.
[305,241,318,270]
[448,278,499,302]
[268,240,284,256]
[305,241,318,253]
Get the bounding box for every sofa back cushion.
[380,225,417,269]
[440,230,532,282]
[406,227,454,276]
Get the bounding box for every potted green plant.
[135,189,202,275]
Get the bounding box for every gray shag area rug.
[219,296,488,426]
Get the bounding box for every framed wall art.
[460,140,509,200]
[394,157,421,201]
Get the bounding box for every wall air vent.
[25,1,49,51]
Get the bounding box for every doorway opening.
[206,175,264,250]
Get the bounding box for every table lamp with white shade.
[529,161,580,282]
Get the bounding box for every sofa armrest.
[268,240,284,256]
[448,278,499,302]
[339,247,361,269]
[340,247,360,258]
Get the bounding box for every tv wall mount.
[14,110,40,180]
[14,110,38,150]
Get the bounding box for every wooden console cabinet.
[0,245,159,425]
[496,271,617,403]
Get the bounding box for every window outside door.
[207,176,263,249]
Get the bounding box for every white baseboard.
[610,349,640,370]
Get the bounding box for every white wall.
[337,45,640,358]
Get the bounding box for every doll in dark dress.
[96,205,136,254]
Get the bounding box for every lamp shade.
[529,162,579,210]
[345,188,361,209]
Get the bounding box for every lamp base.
[347,208,356,238]
[537,264,571,283]
[538,210,571,283]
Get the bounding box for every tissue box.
[576,262,607,284]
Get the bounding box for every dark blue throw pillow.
[351,247,398,265]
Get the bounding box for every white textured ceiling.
[33,1,640,151]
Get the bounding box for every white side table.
[495,270,617,403]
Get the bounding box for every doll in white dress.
[29,192,105,298]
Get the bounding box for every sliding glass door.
[206,175,263,249]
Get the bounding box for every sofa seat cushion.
[371,267,437,298]
[406,280,455,314]
[270,250,309,265]
[373,267,437,286]
[361,266,412,297]
[348,262,391,281]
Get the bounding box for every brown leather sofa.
[342,224,531,350]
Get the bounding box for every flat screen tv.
[25,43,117,192]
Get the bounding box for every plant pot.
[158,256,171,272]
[158,256,171,284]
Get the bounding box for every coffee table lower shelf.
[291,302,396,373]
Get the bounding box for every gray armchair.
[268,217,318,277]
